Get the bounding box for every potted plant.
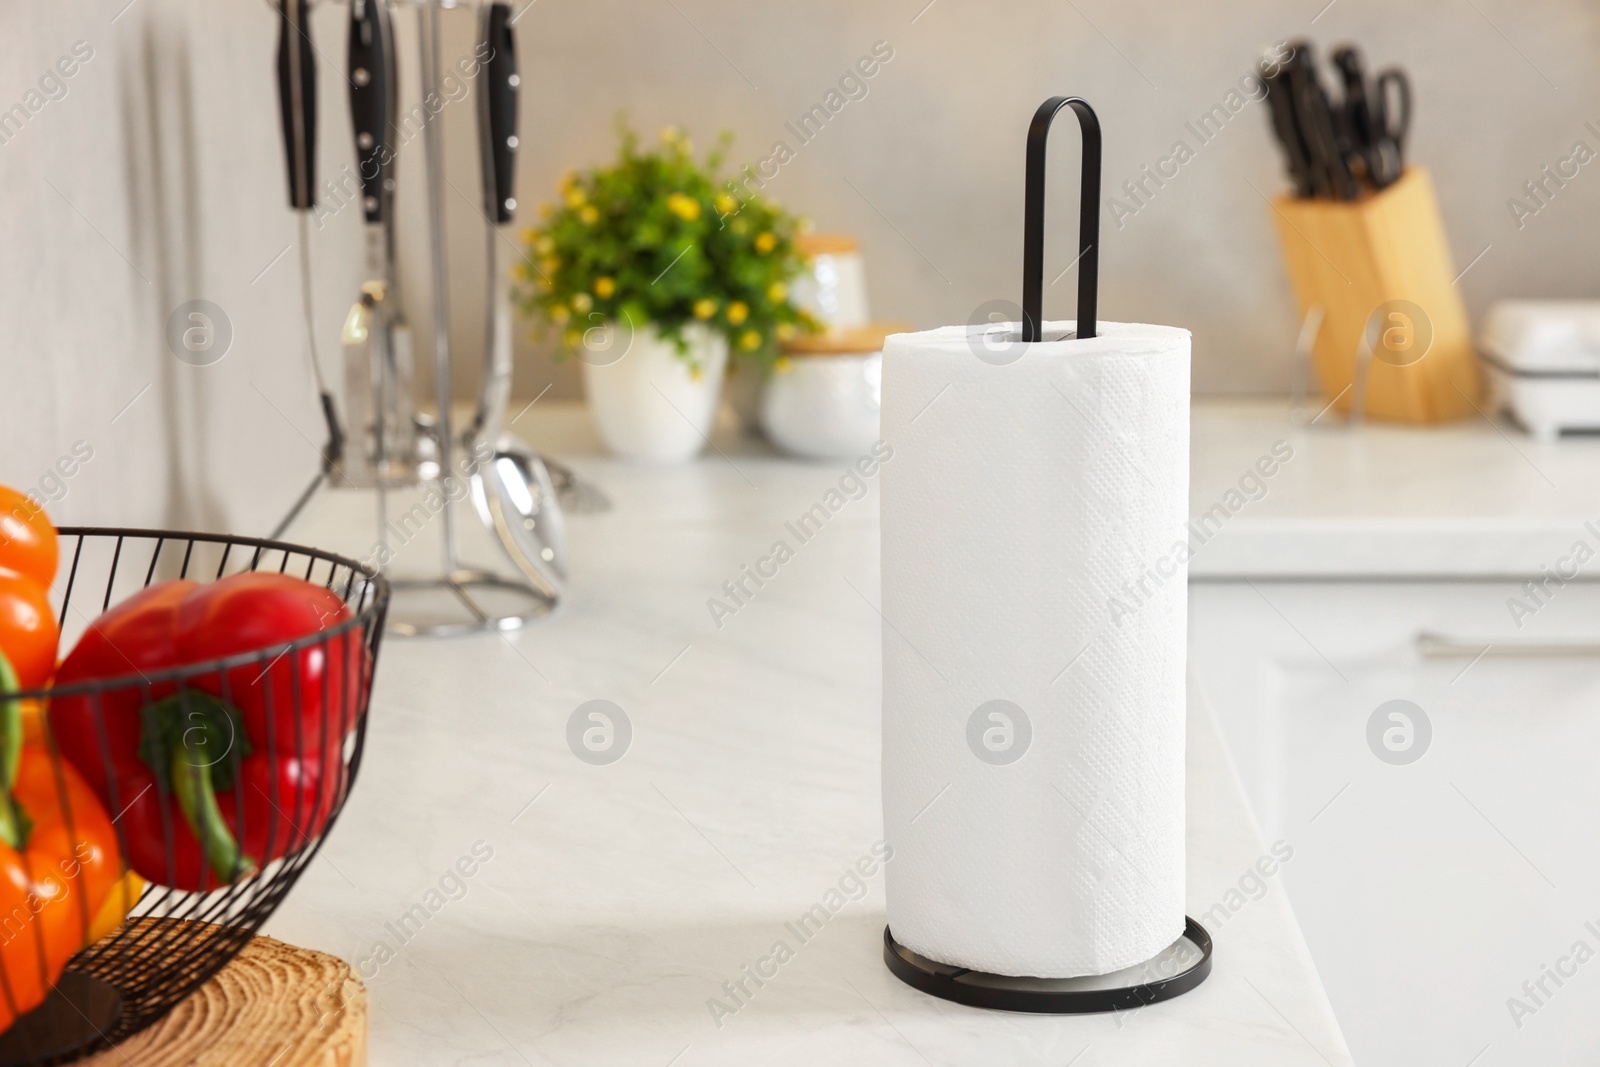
[519,122,815,462]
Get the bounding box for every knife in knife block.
[1270,166,1483,422]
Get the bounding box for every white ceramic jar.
[583,323,728,463]
[761,323,909,460]
[790,234,870,331]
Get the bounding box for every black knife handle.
[1330,46,1373,151]
[479,3,519,224]
[1263,67,1312,198]
[276,0,317,211]
[348,0,395,223]
[1306,81,1360,201]
[1283,48,1331,200]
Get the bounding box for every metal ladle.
[463,0,566,590]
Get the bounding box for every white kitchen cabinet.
[1191,578,1600,1067]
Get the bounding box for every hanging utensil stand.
[265,0,560,636]
[381,0,558,637]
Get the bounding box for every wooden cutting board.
[83,933,366,1066]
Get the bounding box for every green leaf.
[516,119,820,366]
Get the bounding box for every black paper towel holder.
[882,919,1212,1015]
[881,96,1212,1015]
[1022,95,1100,343]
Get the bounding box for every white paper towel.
[880,319,1190,979]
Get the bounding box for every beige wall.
[0,0,363,535]
[3,0,1599,531]
[493,0,1600,399]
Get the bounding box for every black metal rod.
[268,470,325,543]
[1022,96,1101,342]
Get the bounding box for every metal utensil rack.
[273,0,562,638]
[1289,303,1377,426]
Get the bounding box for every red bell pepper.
[48,572,368,891]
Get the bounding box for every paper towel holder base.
[881,917,1212,1014]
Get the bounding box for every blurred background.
[4,0,1599,533]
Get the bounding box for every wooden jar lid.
[797,233,860,257]
[781,322,914,357]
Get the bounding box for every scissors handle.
[1368,67,1411,188]
[1374,68,1411,145]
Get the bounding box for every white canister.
[791,234,870,331]
[762,323,909,459]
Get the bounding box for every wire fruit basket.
[0,528,388,1065]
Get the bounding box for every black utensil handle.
[1021,96,1100,343]
[348,0,395,224]
[276,0,317,211]
[1292,71,1358,200]
[1283,44,1332,199]
[479,2,519,224]
[1375,68,1411,148]
[1263,67,1313,197]
[1313,86,1360,201]
[1330,45,1373,147]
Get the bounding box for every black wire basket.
[0,528,388,1065]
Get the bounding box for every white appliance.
[1478,300,1600,440]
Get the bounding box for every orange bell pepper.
[0,487,57,590]
[0,648,121,1031]
[0,487,59,691]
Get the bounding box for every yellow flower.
[725,301,748,325]
[739,329,762,351]
[594,276,615,298]
[521,227,538,243]
[766,282,787,303]
[775,322,795,341]
[565,186,586,209]
[693,298,717,319]
[550,305,570,324]
[715,193,738,216]
[563,328,582,348]
[579,204,599,225]
[540,256,559,276]
[572,292,593,313]
[666,193,702,221]
[660,125,680,144]
[754,232,776,254]
[773,356,793,374]
[538,202,554,220]
[536,235,555,254]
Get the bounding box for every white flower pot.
[722,359,766,436]
[581,324,728,463]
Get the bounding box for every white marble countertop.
[1189,399,1600,578]
[264,401,1352,1065]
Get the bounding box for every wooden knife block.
[1270,166,1482,422]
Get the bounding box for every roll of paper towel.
[880,319,1191,979]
